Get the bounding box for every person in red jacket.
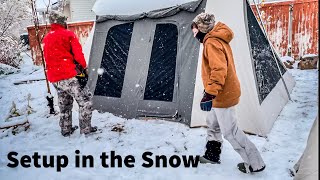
[43,10,97,136]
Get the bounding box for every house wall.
[27,21,94,65]
[63,4,71,21]
[70,0,96,21]
[252,0,318,59]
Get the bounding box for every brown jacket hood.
[204,22,234,44]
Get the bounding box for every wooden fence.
[252,0,318,59]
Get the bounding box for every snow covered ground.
[0,53,318,180]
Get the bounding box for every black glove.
[76,71,88,89]
[200,91,215,111]
[75,63,88,89]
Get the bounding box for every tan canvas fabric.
[294,116,318,180]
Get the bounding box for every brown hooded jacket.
[202,22,241,108]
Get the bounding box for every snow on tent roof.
[93,0,202,22]
[92,0,199,16]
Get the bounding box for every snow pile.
[0,53,318,179]
[298,54,319,70]
[280,56,296,69]
[0,64,20,75]
[302,54,318,59]
[11,53,44,83]
[0,116,28,129]
[280,56,294,63]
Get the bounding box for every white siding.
[63,4,71,21]
[70,0,96,22]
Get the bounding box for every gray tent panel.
[88,0,206,123]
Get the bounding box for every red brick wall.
[27,21,94,65]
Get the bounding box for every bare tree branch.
[0,4,14,37]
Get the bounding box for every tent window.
[94,22,134,98]
[246,1,286,103]
[144,23,178,102]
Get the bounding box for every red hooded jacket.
[43,24,87,82]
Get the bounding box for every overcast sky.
[36,0,58,9]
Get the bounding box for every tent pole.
[252,0,292,101]
[30,0,56,114]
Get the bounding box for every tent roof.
[93,0,202,22]
[92,0,199,16]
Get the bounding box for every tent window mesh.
[246,1,286,103]
[94,22,134,98]
[144,23,178,102]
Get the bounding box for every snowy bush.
[0,0,31,68]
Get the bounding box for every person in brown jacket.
[191,13,266,173]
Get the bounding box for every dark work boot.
[86,126,98,134]
[61,126,78,137]
[199,140,222,164]
[237,162,266,173]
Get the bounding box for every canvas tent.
[293,116,318,180]
[88,0,295,136]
